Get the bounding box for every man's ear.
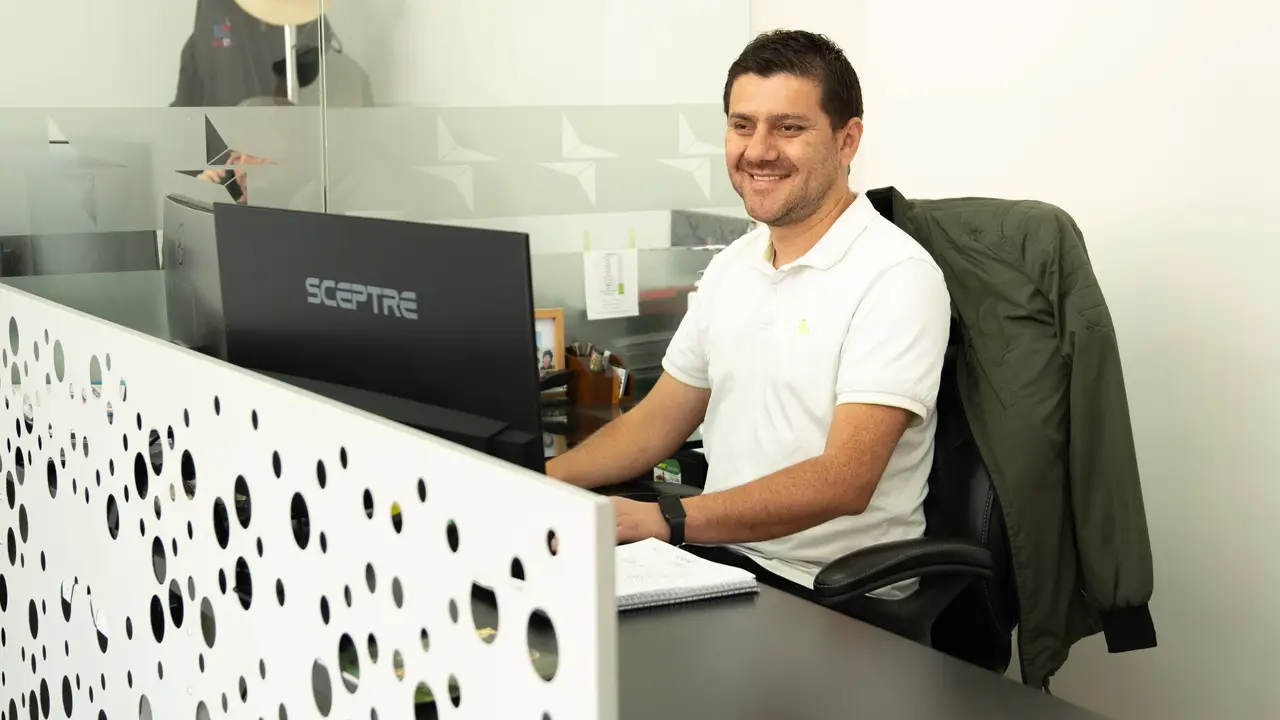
[838,117,864,169]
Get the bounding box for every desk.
[617,587,1104,720]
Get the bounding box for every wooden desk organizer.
[566,352,633,406]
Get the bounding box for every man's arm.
[683,403,909,543]
[614,402,911,544]
[546,373,709,490]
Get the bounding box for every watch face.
[659,495,685,519]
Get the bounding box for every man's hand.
[612,497,670,545]
[196,151,266,205]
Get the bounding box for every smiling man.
[547,30,950,599]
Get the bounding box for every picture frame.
[534,307,566,373]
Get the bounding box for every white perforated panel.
[0,285,617,720]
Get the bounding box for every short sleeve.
[836,258,951,424]
[661,276,715,390]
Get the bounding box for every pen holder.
[566,352,632,406]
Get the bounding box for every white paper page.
[583,248,640,320]
[615,538,754,599]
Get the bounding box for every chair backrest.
[922,322,1020,671]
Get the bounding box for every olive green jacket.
[869,187,1157,687]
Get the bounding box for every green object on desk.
[654,458,682,483]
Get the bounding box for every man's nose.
[743,129,779,165]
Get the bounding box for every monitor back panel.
[213,204,543,438]
[162,195,226,357]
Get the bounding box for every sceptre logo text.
[305,278,419,320]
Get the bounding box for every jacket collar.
[753,191,876,273]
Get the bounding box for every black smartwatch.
[656,495,686,546]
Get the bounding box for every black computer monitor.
[211,204,545,472]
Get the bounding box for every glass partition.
[320,0,751,254]
[0,0,327,284]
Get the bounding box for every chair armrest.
[814,537,993,599]
[596,480,702,501]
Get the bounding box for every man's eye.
[780,124,801,133]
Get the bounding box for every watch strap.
[657,495,686,546]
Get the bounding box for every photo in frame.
[534,307,565,372]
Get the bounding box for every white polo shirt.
[662,192,951,593]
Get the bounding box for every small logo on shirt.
[212,20,232,48]
[796,318,811,336]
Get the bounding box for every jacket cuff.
[1099,604,1157,653]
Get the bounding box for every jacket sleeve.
[1057,215,1157,653]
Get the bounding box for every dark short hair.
[723,30,863,129]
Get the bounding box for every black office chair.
[606,322,1020,674]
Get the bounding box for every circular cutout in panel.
[448,676,462,708]
[392,577,404,609]
[420,627,429,653]
[53,341,65,382]
[168,579,185,629]
[106,495,120,539]
[291,493,310,549]
[320,597,330,625]
[393,650,405,681]
[363,489,374,519]
[167,425,175,450]
[4,471,12,510]
[120,378,128,402]
[213,498,230,549]
[139,695,152,720]
[272,451,282,479]
[391,503,403,534]
[528,609,560,681]
[148,429,162,474]
[7,317,18,355]
[365,564,377,593]
[106,401,114,425]
[151,537,166,583]
[235,557,252,610]
[10,364,19,393]
[133,452,149,499]
[89,355,102,398]
[200,598,216,648]
[418,478,427,503]
[275,579,285,606]
[412,683,434,715]
[46,457,56,498]
[511,557,526,581]
[311,660,333,716]
[447,520,460,553]
[32,340,39,361]
[338,634,359,693]
[471,583,498,644]
[181,450,196,498]
[547,529,559,556]
[149,595,165,642]
[234,476,251,528]
[214,396,221,416]
[367,634,379,664]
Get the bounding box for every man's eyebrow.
[728,112,814,124]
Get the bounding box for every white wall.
[753,1,1280,717]
[0,0,191,107]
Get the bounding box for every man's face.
[725,73,861,227]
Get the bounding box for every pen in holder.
[566,350,632,406]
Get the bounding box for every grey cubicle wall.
[0,270,171,340]
[531,246,719,398]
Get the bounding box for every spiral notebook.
[615,539,759,611]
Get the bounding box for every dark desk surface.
[617,587,1105,720]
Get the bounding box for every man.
[174,0,374,202]
[546,30,951,599]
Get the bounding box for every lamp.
[233,0,333,27]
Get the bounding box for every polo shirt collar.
[754,191,877,272]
